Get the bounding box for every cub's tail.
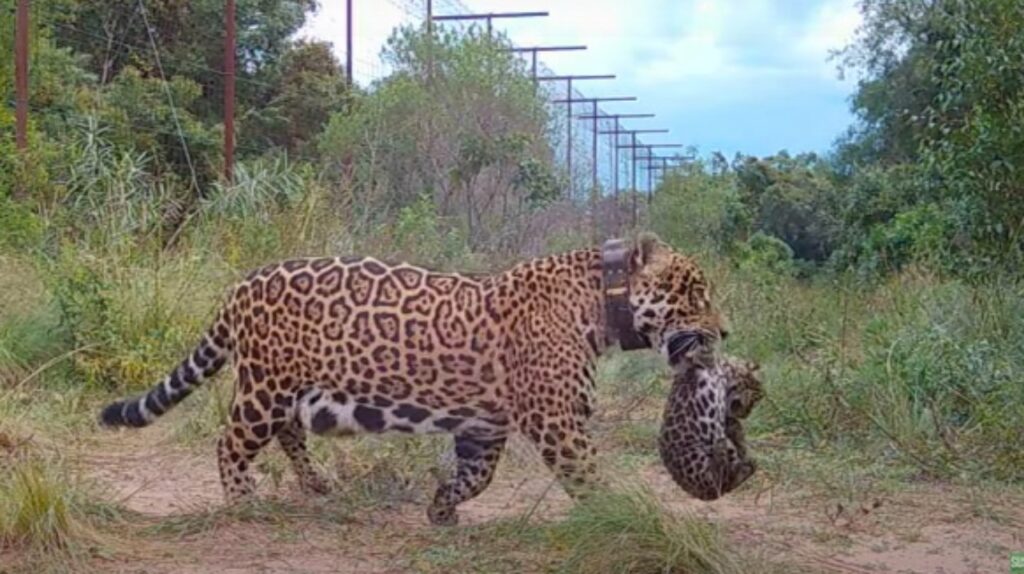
[100,311,232,428]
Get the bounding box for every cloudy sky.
[302,0,863,158]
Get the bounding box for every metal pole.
[224,0,236,183]
[631,132,637,228]
[426,0,433,82]
[590,100,599,239]
[506,45,586,83]
[346,0,353,85]
[536,74,615,200]
[613,134,619,202]
[567,77,573,199]
[613,131,620,232]
[591,100,598,197]
[15,0,29,155]
[646,146,653,205]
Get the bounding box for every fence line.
[12,0,684,209]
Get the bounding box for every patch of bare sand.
[642,467,1022,574]
[75,427,1021,574]
[77,426,222,515]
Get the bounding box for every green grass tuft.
[548,486,744,574]
[0,450,124,564]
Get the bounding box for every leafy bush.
[651,160,744,255]
[202,156,308,222]
[835,0,1024,271]
[718,265,1024,482]
[734,232,795,276]
[389,194,469,268]
[318,25,557,253]
[0,197,44,251]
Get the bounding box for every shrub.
[734,232,795,277]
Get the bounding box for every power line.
[50,22,280,92]
[137,0,199,194]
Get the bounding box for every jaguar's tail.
[99,310,232,428]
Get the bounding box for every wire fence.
[327,0,671,203]
[11,0,677,208]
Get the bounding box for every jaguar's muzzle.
[665,330,711,368]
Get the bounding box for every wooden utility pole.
[14,0,29,154]
[14,0,30,198]
[346,0,353,85]
[224,0,236,183]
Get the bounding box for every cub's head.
[627,233,727,369]
[719,356,763,419]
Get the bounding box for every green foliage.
[59,117,178,247]
[389,194,470,268]
[652,152,839,266]
[241,40,351,156]
[319,24,556,252]
[734,232,795,276]
[718,264,1024,482]
[650,160,743,255]
[0,197,44,251]
[58,0,317,118]
[95,66,219,185]
[836,0,1024,271]
[733,152,840,262]
[515,156,561,206]
[0,257,65,386]
[202,156,308,222]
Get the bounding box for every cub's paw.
[427,504,459,527]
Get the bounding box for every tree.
[837,0,1024,270]
[318,25,557,253]
[241,40,351,157]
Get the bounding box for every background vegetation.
[1,0,1022,570]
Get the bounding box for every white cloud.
[796,0,862,82]
[628,0,861,91]
[298,1,417,84]
[300,0,862,154]
[301,0,861,88]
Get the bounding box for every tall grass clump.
[0,256,70,387]
[849,271,1024,480]
[0,459,75,551]
[0,450,122,561]
[548,487,744,574]
[711,259,1024,483]
[24,130,344,396]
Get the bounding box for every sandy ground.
[21,424,1020,574]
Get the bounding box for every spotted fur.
[100,234,726,525]
[658,355,763,501]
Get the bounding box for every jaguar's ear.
[631,232,666,271]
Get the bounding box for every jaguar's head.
[627,233,728,370]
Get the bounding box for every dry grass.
[545,486,744,574]
[0,446,126,571]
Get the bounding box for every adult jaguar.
[100,233,727,525]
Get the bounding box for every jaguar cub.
[658,355,763,501]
